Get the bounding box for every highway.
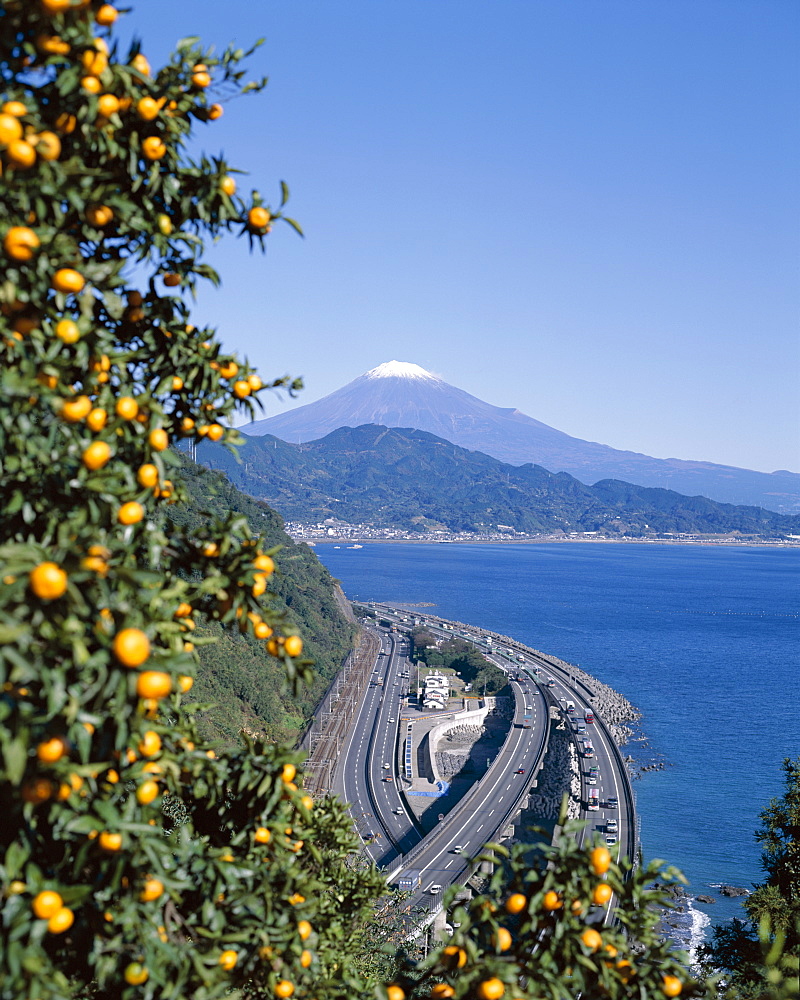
[330,604,636,920]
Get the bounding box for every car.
[605,834,617,847]
[383,763,390,769]
[607,796,618,809]
[429,884,443,894]
[393,808,403,814]
[606,819,618,833]
[515,768,526,774]
[587,774,597,785]
[384,776,393,782]
[452,845,465,853]
[389,717,395,723]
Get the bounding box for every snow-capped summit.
[240,362,799,511]
[365,360,440,381]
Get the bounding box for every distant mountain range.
[243,361,799,514]
[197,424,800,539]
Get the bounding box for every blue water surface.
[315,542,799,926]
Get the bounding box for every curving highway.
[330,604,636,918]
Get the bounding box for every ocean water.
[315,542,799,936]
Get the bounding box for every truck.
[588,788,600,811]
[521,715,532,729]
[397,869,422,892]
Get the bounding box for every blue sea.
[315,542,799,935]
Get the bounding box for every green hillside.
[168,455,356,744]
[196,425,800,539]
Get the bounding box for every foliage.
[192,426,800,538]
[411,631,508,696]
[0,2,380,997]
[696,757,800,998]
[170,457,356,744]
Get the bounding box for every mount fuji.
[243,361,799,513]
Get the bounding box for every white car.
[606,819,618,833]
[383,763,390,769]
[429,884,443,894]
[389,717,396,723]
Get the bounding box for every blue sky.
[122,1,798,473]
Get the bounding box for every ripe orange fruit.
[138,730,161,756]
[140,877,164,902]
[136,464,158,488]
[219,950,238,971]
[476,979,505,1000]
[218,361,238,378]
[41,0,71,11]
[55,318,80,343]
[148,428,168,451]
[136,780,159,804]
[82,440,112,470]
[22,776,54,804]
[505,892,527,914]
[118,501,144,525]
[206,423,224,441]
[6,138,36,168]
[590,846,611,876]
[274,981,294,998]
[254,826,271,844]
[0,113,23,145]
[96,4,118,25]
[2,101,27,117]
[232,379,251,399]
[81,50,108,76]
[581,928,603,951]
[30,561,68,600]
[220,175,236,196]
[37,736,68,763]
[99,831,122,852]
[32,890,63,919]
[284,635,303,658]
[96,93,119,117]
[247,374,263,391]
[281,763,297,784]
[112,627,150,666]
[124,963,149,985]
[46,907,74,934]
[86,407,107,431]
[387,987,405,1000]
[255,622,273,639]
[136,96,159,121]
[441,945,467,969]
[61,395,92,422]
[177,674,194,692]
[37,34,71,56]
[430,987,454,1000]
[297,919,311,940]
[4,225,40,261]
[137,671,172,699]
[33,131,61,160]
[247,207,271,231]
[592,882,613,906]
[52,269,85,294]
[162,272,181,287]
[55,112,77,132]
[300,949,312,968]
[208,103,223,120]
[542,890,562,911]
[131,53,150,76]
[191,70,211,88]
[115,396,138,420]
[81,76,102,94]
[662,976,683,997]
[142,136,166,160]
[494,927,512,951]
[85,204,114,229]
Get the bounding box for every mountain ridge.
[197,424,800,539]
[243,362,799,513]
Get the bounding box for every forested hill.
[196,424,800,539]
[168,456,356,744]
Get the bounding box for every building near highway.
[422,670,449,710]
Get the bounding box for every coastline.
[304,536,798,549]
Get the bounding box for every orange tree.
[0,2,387,998]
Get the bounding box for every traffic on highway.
[330,604,635,920]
